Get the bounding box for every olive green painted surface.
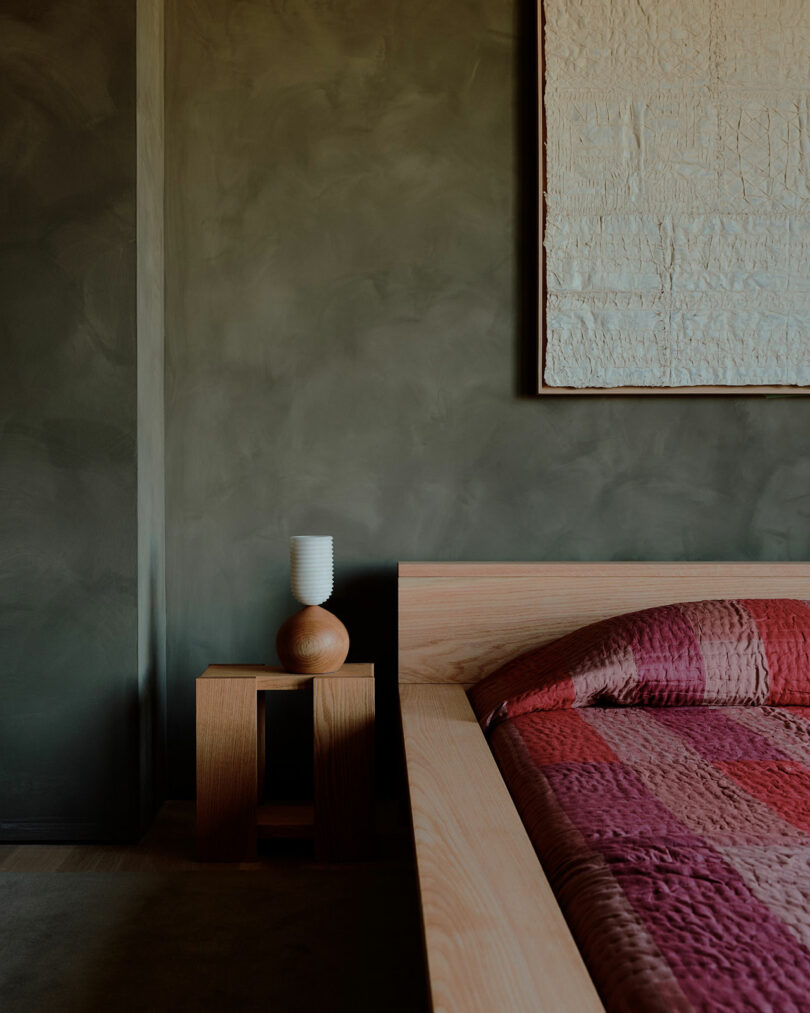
[0,1,139,838]
[165,0,810,796]
[137,0,167,834]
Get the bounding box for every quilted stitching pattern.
[472,600,810,1009]
[491,706,810,1011]
[469,599,810,732]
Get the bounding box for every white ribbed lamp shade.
[290,535,334,606]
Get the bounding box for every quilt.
[471,599,810,1010]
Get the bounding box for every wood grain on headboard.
[398,562,810,685]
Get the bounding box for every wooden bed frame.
[398,562,810,1013]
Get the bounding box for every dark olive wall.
[3,0,807,828]
[163,0,810,797]
[137,0,167,831]
[0,1,140,838]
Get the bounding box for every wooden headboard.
[398,562,810,685]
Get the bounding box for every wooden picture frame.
[536,3,810,397]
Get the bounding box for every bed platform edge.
[399,683,604,1013]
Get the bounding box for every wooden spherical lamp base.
[276,605,350,674]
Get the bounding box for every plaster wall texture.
[136,0,167,833]
[0,0,140,836]
[165,0,806,795]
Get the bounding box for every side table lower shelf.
[196,663,374,863]
[257,802,315,840]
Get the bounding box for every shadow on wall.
[331,569,399,679]
[516,0,540,398]
[267,568,399,803]
[334,569,400,792]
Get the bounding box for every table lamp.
[276,535,350,674]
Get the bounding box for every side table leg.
[257,691,266,801]
[196,676,258,861]
[314,676,375,861]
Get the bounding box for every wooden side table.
[196,663,374,862]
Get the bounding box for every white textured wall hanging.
[541,0,810,392]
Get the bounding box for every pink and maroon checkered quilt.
[469,599,810,1012]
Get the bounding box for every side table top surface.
[198,663,374,691]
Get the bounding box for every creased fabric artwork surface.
[543,0,810,387]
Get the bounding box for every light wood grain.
[196,676,258,861]
[196,664,374,859]
[200,664,373,692]
[401,685,602,1013]
[257,802,315,839]
[257,692,266,800]
[399,562,810,578]
[257,673,317,690]
[276,605,350,674]
[314,676,375,862]
[399,562,810,684]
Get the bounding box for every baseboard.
[0,817,136,844]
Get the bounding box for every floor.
[0,802,430,1013]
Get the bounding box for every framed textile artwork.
[539,0,810,394]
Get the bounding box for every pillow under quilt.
[469,598,810,732]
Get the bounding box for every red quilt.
[469,599,810,1012]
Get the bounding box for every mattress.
[489,704,810,1011]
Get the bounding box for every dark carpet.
[0,862,429,1012]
